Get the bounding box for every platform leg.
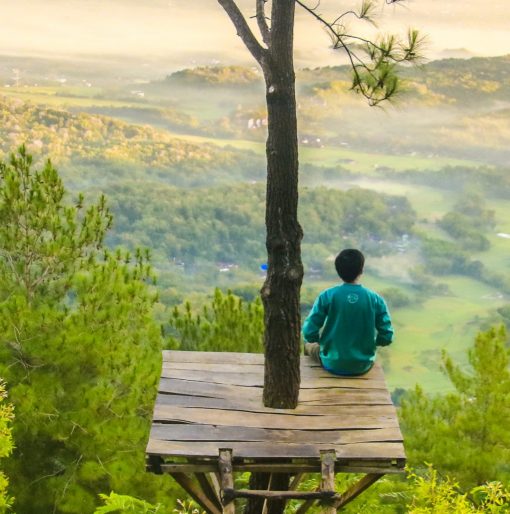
[320,451,336,514]
[196,472,223,512]
[170,472,222,514]
[333,473,384,510]
[219,449,235,513]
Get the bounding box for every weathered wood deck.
[146,350,405,512]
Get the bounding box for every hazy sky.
[0,0,508,70]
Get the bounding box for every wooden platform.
[146,350,405,512]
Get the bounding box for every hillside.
[0,54,509,393]
[0,95,264,186]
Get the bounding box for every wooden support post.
[295,498,316,514]
[196,473,223,512]
[289,473,305,491]
[218,449,235,513]
[333,473,384,510]
[209,472,222,504]
[170,472,222,514]
[320,451,336,514]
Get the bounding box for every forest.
[0,40,509,513]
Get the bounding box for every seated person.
[302,249,393,376]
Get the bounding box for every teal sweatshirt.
[302,283,393,375]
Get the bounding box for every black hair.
[334,249,365,283]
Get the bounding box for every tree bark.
[217,0,303,410]
[260,0,303,410]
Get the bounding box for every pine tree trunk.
[260,0,303,409]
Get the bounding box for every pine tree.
[168,288,264,353]
[400,326,510,487]
[0,148,168,513]
[0,381,14,513]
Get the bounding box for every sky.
[0,0,508,71]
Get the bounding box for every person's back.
[302,249,393,375]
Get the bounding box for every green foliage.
[168,288,264,353]
[420,237,510,294]
[380,287,412,309]
[0,145,112,303]
[94,493,162,513]
[407,465,510,513]
[172,499,205,514]
[400,326,510,487]
[438,192,495,251]
[107,182,416,271]
[0,148,167,513]
[0,96,263,187]
[0,381,14,513]
[319,0,425,105]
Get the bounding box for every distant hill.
[150,56,510,164]
[165,65,262,87]
[0,95,264,186]
[438,48,477,60]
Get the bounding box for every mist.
[0,0,508,74]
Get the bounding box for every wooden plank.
[153,405,399,430]
[160,369,387,389]
[163,362,265,373]
[155,393,393,416]
[158,378,391,403]
[147,439,406,460]
[164,350,264,364]
[162,352,386,381]
[333,473,384,509]
[163,361,385,381]
[159,370,388,396]
[297,387,389,401]
[156,391,392,412]
[149,424,403,445]
[158,378,262,400]
[170,472,222,514]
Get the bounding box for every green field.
[0,86,148,109]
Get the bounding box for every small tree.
[400,326,510,487]
[0,381,14,513]
[0,148,165,513]
[168,288,264,353]
[217,0,422,408]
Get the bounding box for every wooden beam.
[295,498,316,514]
[218,449,235,513]
[289,473,305,491]
[159,462,402,475]
[320,451,336,514]
[209,472,222,503]
[333,473,385,509]
[170,472,222,514]
[228,489,336,500]
[196,473,223,512]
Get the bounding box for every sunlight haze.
[0,0,508,72]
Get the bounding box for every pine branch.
[295,0,424,105]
